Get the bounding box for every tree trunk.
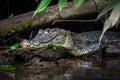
[0,0,105,37]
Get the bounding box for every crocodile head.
[21,28,74,49]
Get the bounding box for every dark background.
[0,0,59,20]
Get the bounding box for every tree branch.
[0,0,105,37]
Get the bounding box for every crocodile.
[20,28,120,56]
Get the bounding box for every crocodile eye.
[45,29,53,34]
[45,29,51,34]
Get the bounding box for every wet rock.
[14,48,32,63]
[32,47,68,61]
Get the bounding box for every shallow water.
[0,57,120,80]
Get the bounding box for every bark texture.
[0,0,105,37]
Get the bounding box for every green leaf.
[33,0,51,17]
[58,0,68,11]
[10,43,20,50]
[0,64,16,71]
[47,44,60,51]
[97,0,119,19]
[53,46,57,51]
[73,0,85,7]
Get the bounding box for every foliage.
[73,0,85,7]
[58,0,68,11]
[10,43,20,50]
[33,0,85,17]
[98,0,120,43]
[47,44,60,51]
[0,64,16,71]
[33,0,52,17]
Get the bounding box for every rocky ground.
[0,46,120,80]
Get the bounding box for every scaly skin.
[21,28,120,56]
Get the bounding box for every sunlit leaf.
[0,64,16,71]
[48,44,60,51]
[53,46,58,51]
[58,0,68,11]
[73,0,85,7]
[33,0,51,17]
[99,1,120,44]
[10,43,20,50]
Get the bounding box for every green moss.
[0,18,33,37]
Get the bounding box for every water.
[0,57,120,80]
